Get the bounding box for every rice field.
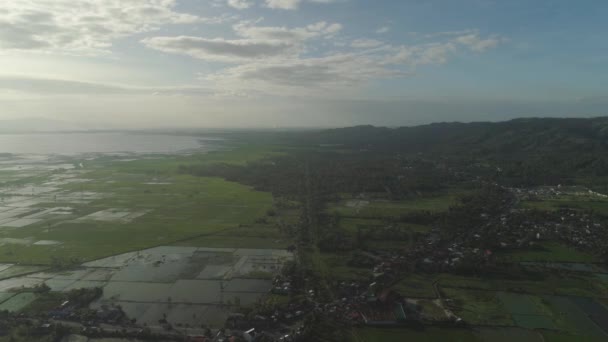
[0,150,279,264]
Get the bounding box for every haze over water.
[0,132,208,155]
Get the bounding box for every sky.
[0,0,607,129]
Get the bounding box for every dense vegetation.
[181,117,608,341]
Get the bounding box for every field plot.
[521,262,604,273]
[569,297,608,335]
[0,145,293,267]
[77,209,150,223]
[542,296,607,337]
[0,156,275,264]
[541,331,608,342]
[329,193,457,219]
[0,265,47,280]
[442,288,513,326]
[354,326,480,342]
[497,292,557,329]
[499,242,598,263]
[0,292,15,304]
[0,292,37,312]
[522,197,608,216]
[436,271,608,298]
[474,327,543,342]
[0,246,293,327]
[392,274,438,298]
[318,252,373,281]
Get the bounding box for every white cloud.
[263,0,345,10]
[376,26,390,34]
[227,0,254,10]
[204,53,406,97]
[142,36,297,62]
[143,20,504,96]
[265,0,301,10]
[143,20,343,63]
[351,39,384,49]
[454,32,503,52]
[0,0,227,54]
[0,75,213,97]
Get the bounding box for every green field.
[0,146,284,264]
[319,252,373,281]
[0,293,37,312]
[437,272,608,298]
[474,328,542,342]
[392,274,439,298]
[498,242,599,263]
[0,266,48,280]
[497,292,557,329]
[542,331,608,342]
[443,288,513,326]
[542,295,608,337]
[522,197,608,216]
[329,193,458,219]
[353,326,604,342]
[353,327,480,342]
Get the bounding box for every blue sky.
[0,0,606,128]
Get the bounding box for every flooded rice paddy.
[0,246,292,327]
[0,145,286,328]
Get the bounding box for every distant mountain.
[0,117,86,133]
[301,117,608,186]
[310,117,608,155]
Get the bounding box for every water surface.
[0,132,210,155]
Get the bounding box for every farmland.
[0,146,282,264]
[2,125,608,341]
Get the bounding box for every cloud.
[376,26,390,34]
[142,36,297,62]
[0,0,228,54]
[264,0,344,10]
[227,0,254,9]
[143,20,343,62]
[0,76,130,95]
[202,51,409,97]
[454,32,503,52]
[143,20,504,96]
[0,75,213,97]
[265,0,301,10]
[234,20,342,41]
[351,39,384,49]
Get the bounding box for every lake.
[0,132,214,155]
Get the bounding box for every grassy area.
[0,266,48,280]
[417,299,449,321]
[0,292,37,312]
[438,272,608,298]
[392,274,438,298]
[522,197,608,216]
[338,218,384,233]
[353,327,480,342]
[0,325,56,342]
[319,252,373,281]
[0,148,279,264]
[20,292,65,314]
[542,295,608,337]
[541,331,608,342]
[474,328,543,342]
[497,292,556,329]
[329,193,458,219]
[442,288,513,326]
[498,242,599,263]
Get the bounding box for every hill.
[309,117,608,155]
